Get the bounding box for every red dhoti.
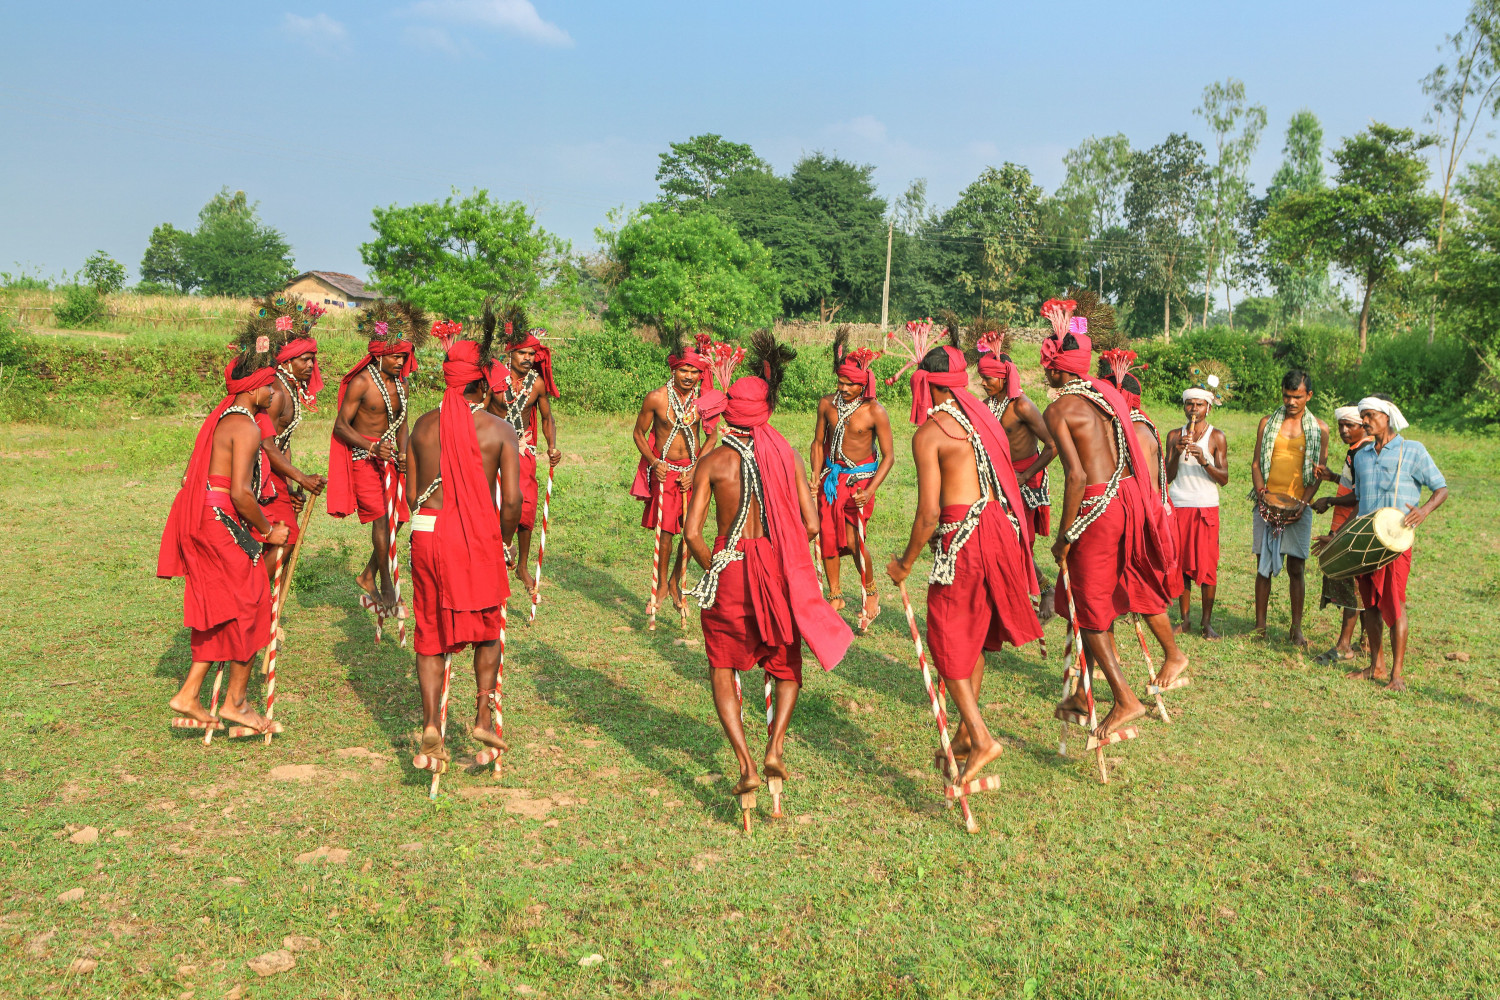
[640,466,691,536]
[350,439,410,526]
[1056,483,1129,632]
[517,448,539,532]
[1124,487,1180,614]
[925,502,1044,681]
[186,495,272,662]
[1173,506,1219,586]
[816,468,876,560]
[1358,549,1411,627]
[700,536,804,684]
[409,508,507,656]
[1012,453,1051,537]
[257,470,300,545]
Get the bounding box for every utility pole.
[880,219,893,332]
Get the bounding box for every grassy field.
[2,396,1498,998]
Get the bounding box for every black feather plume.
[747,328,796,412]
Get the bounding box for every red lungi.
[1358,549,1411,627]
[1173,506,1219,586]
[256,470,299,545]
[1012,453,1051,537]
[409,509,505,656]
[1056,483,1129,632]
[925,502,1043,681]
[186,497,271,662]
[350,446,410,526]
[640,466,691,536]
[700,536,803,684]
[816,470,876,559]
[517,449,538,532]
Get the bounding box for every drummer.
[1321,395,1447,691]
[1310,406,1371,666]
[1250,370,1329,647]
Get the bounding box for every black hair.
[918,345,955,373]
[1121,373,1142,396]
[748,328,796,412]
[1282,369,1311,393]
[1371,391,1394,402]
[230,354,273,383]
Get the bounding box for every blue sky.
[0,0,1475,281]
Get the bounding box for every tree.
[1423,0,1500,341]
[1261,123,1439,352]
[713,170,826,312]
[1436,155,1500,413]
[1057,133,1133,292]
[1251,111,1338,325]
[655,134,768,206]
[604,209,779,338]
[938,164,1043,322]
[81,250,127,295]
[180,188,296,297]
[785,153,887,321]
[361,189,568,320]
[1123,134,1209,338]
[1194,78,1267,326]
[139,223,194,292]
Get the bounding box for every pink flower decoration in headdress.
[431,319,463,352]
[883,318,943,386]
[274,315,294,332]
[374,320,389,338]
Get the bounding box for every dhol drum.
[1256,491,1305,534]
[1314,507,1414,581]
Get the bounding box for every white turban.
[1357,396,1408,432]
[1182,387,1216,405]
[1333,405,1361,425]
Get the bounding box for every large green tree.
[1194,78,1267,326]
[139,222,194,292]
[604,209,779,338]
[181,188,296,297]
[1261,123,1439,351]
[1436,155,1500,415]
[1122,134,1209,338]
[936,164,1043,322]
[1056,133,1133,293]
[655,134,768,206]
[1252,111,1338,324]
[361,189,567,320]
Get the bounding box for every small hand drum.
[1315,507,1414,581]
[1256,491,1305,532]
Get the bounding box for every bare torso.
[345,369,404,439]
[1046,393,1121,485]
[636,385,702,465]
[914,411,988,508]
[818,395,877,463]
[408,407,513,511]
[699,444,766,540]
[998,395,1041,460]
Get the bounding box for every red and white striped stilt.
[1133,615,1170,723]
[204,663,225,747]
[260,547,286,745]
[647,476,665,631]
[385,463,407,648]
[474,602,508,778]
[412,653,453,798]
[676,487,689,629]
[765,675,783,818]
[896,582,981,834]
[527,466,554,626]
[855,515,876,633]
[1056,566,1138,784]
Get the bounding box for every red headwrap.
[1040,330,1093,376]
[668,349,711,379]
[907,347,1037,553]
[276,336,323,400]
[975,353,1021,400]
[836,355,880,401]
[696,388,727,436]
[509,332,559,398]
[435,342,505,611]
[724,377,852,671]
[326,340,414,519]
[157,362,278,585]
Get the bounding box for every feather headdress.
[236,292,325,360]
[355,299,431,350]
[883,317,956,385]
[747,328,796,411]
[832,324,883,373]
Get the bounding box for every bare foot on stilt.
[763,756,787,781]
[418,726,449,762]
[168,694,216,725]
[1154,650,1189,691]
[731,771,762,796]
[1037,587,1056,623]
[1054,689,1090,720]
[355,569,377,599]
[218,702,277,734]
[957,739,1003,784]
[1094,699,1148,739]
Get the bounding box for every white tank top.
[1168,423,1219,508]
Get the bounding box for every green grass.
[1,402,1498,999]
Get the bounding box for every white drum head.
[1370,507,1415,553]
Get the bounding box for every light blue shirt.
[1350,435,1446,516]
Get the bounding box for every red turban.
[1040,331,1093,376]
[509,333,559,398]
[668,349,711,380]
[724,376,771,428]
[157,362,278,584]
[436,342,505,611]
[976,353,1021,401]
[907,346,971,426]
[276,336,323,400]
[836,359,879,400]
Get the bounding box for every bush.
[1355,331,1478,419]
[52,285,106,328]
[1133,327,1286,412]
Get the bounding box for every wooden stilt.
[1133,615,1170,724]
[527,466,553,626]
[647,477,665,631]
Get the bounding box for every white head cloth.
[1333,405,1361,425]
[1182,387,1215,405]
[1357,396,1409,432]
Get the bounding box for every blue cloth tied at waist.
[821,460,879,505]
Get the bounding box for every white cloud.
[405,0,572,47]
[402,24,468,56]
[282,13,350,54]
[843,115,888,142]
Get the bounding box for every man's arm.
[261,398,325,495]
[538,392,561,466]
[229,420,280,540]
[1206,429,1229,486]
[1250,415,1269,495]
[1012,396,1058,482]
[792,454,819,538]
[1405,486,1448,528]
[682,451,716,570]
[808,398,830,484]
[1164,428,1182,484]
[1045,403,1087,566]
[496,423,522,545]
[863,403,897,495]
[332,373,372,451]
[886,429,941,583]
[1299,419,1328,506]
[632,392,664,470]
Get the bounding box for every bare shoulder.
[412,408,440,436]
[1165,425,1181,442]
[867,398,891,421]
[1212,428,1228,446]
[698,443,739,479]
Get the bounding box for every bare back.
[912,411,988,509]
[999,394,1042,460]
[1044,393,1121,486]
[1132,421,1160,488]
[407,407,514,511]
[697,444,765,540]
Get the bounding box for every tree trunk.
[1224,279,1233,331]
[1201,234,1217,328]
[1358,282,1374,354]
[1164,291,1171,341]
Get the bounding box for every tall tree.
[82,250,127,295]
[361,188,567,320]
[1257,111,1337,324]
[181,188,296,297]
[1423,0,1500,341]
[1123,134,1209,339]
[1194,78,1267,326]
[1057,133,1132,292]
[786,153,887,321]
[1261,123,1439,352]
[139,222,194,292]
[939,164,1043,322]
[655,134,768,206]
[1435,155,1500,411]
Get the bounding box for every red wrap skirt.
[700,536,803,684]
[640,465,691,536]
[1173,506,1219,586]
[1013,454,1051,537]
[925,502,1043,681]
[816,470,876,560]
[187,496,272,663]
[256,470,300,545]
[351,449,410,526]
[1056,483,1129,632]
[1358,549,1411,627]
[409,509,506,656]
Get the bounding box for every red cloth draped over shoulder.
[157,362,277,586]
[437,342,506,611]
[326,339,414,518]
[725,377,852,672]
[908,346,1039,567]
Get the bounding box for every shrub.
[1133,327,1285,412]
[1354,331,1478,419]
[52,285,106,328]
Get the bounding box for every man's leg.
[653,531,677,608]
[1287,556,1308,647]
[1386,605,1410,691]
[469,638,506,748]
[1353,607,1388,681]
[217,660,269,730]
[415,651,449,759]
[515,528,535,594]
[1254,572,1271,635]
[709,668,759,794]
[848,515,878,621]
[1174,575,1194,634]
[1200,583,1220,639]
[823,553,843,608]
[1336,608,1359,656]
[950,666,1001,784]
[763,677,800,779]
[1142,612,1189,688]
[1075,628,1147,737]
[365,515,394,607]
[668,538,688,609]
[168,660,218,722]
[950,655,987,759]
